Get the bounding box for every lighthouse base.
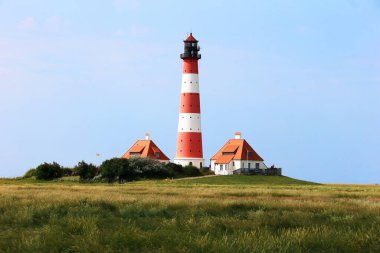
[173,158,205,169]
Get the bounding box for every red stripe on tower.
[174,33,204,169]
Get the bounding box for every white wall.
[210,160,267,175]
[174,158,205,169]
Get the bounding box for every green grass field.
[0,175,379,253]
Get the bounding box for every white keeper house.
[210,132,267,175]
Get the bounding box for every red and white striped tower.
[173,33,204,169]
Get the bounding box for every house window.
[232,161,235,166]
[200,162,202,168]
[189,162,193,166]
[155,152,160,158]
[256,163,260,169]
[248,163,251,169]
[220,164,223,170]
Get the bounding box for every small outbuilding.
[210,132,267,175]
[121,133,170,163]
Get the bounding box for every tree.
[74,161,98,181]
[35,162,63,180]
[163,163,184,178]
[100,158,132,183]
[62,168,74,177]
[182,165,202,177]
[128,157,167,179]
[23,168,36,178]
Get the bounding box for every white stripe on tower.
[178,113,201,132]
[181,74,199,93]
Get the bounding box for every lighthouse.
[173,33,205,169]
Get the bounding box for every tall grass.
[0,177,379,252]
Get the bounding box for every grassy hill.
[172,175,318,185]
[0,175,379,253]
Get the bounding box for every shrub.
[129,157,168,179]
[62,168,74,177]
[100,158,134,183]
[200,167,215,176]
[182,165,202,177]
[74,161,98,181]
[35,162,63,180]
[23,168,36,178]
[163,163,184,178]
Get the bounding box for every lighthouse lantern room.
[174,33,205,169]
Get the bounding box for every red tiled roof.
[121,140,170,161]
[211,139,264,162]
[129,145,145,153]
[215,154,235,164]
[223,145,239,153]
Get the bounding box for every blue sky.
[0,0,379,183]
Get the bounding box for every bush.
[74,161,98,181]
[23,168,36,178]
[100,158,134,183]
[200,167,215,176]
[163,163,184,178]
[182,165,202,177]
[129,157,168,179]
[35,162,63,180]
[62,168,74,177]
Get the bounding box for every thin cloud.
[18,16,38,30]
[114,29,126,37]
[44,16,63,33]
[17,16,65,33]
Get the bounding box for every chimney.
[145,133,150,140]
[235,132,241,139]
